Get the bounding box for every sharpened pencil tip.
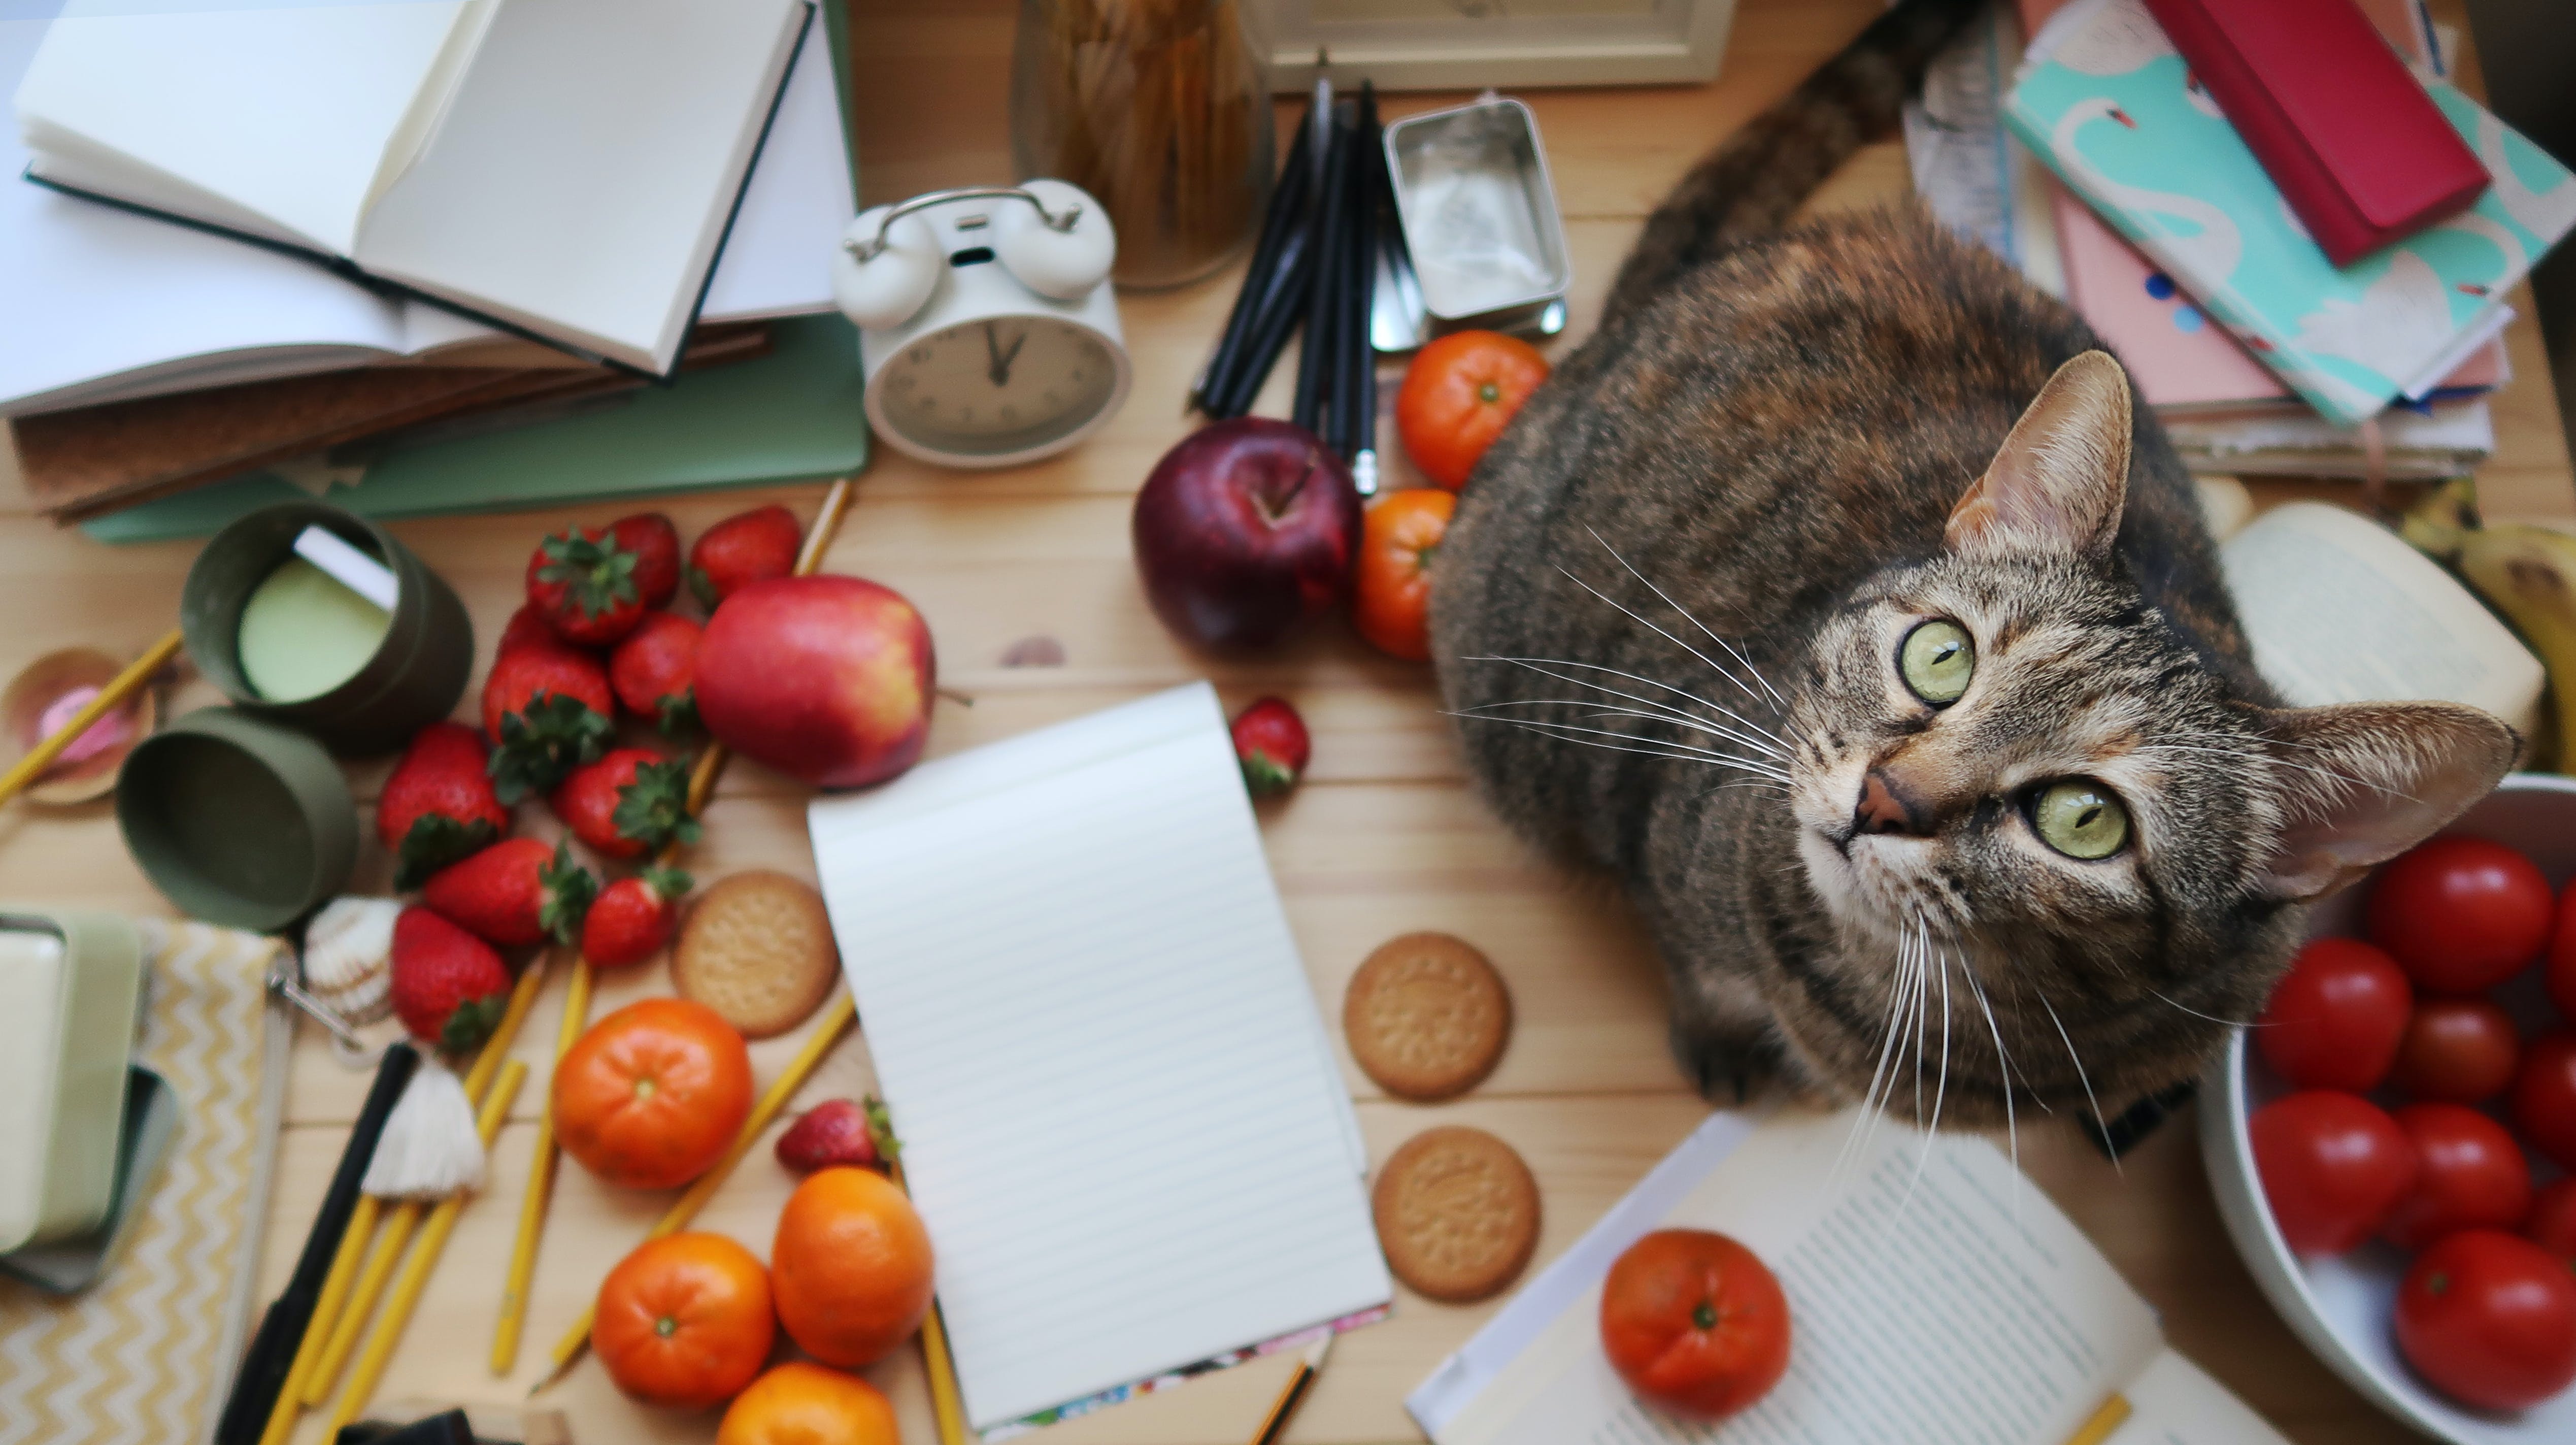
[1304,1330,1333,1369]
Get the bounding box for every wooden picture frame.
[1260,0,1738,91]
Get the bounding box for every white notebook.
[806,684,1391,1433]
[15,0,811,376]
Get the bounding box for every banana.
[2455,523,2576,772]
[2399,475,2481,564]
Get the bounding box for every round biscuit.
[672,869,839,1039]
[1343,932,1511,1101]
[1371,1125,1539,1303]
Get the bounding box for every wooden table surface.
[4,2,2570,1443]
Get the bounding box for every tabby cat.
[1428,0,2517,1134]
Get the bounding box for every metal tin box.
[116,707,359,932]
[1382,95,1572,334]
[0,907,144,1253]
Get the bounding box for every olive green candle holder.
[180,501,473,756]
[116,708,358,932]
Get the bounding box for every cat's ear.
[2256,701,2519,901]
[1946,350,2133,563]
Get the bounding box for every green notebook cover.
[86,1,868,546]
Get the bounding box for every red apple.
[1132,418,1360,651]
[697,575,933,789]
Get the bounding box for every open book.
[1411,1110,2293,1445]
[14,0,812,376]
[2219,501,2542,736]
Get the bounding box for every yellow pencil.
[327,1060,526,1438]
[2062,1394,2132,1445]
[305,963,545,1404]
[540,993,856,1383]
[490,952,590,1374]
[256,1193,375,1445]
[0,629,179,807]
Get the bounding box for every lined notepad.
[807,684,1390,1432]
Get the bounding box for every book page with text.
[1436,1112,2161,1445]
[2221,502,2542,734]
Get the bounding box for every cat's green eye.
[1898,619,1976,706]
[2031,780,2130,860]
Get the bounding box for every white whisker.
[1955,939,2021,1226]
[1553,565,1777,718]
[2036,991,2120,1171]
[1834,918,1920,1187]
[1451,715,1793,779]
[1896,934,1955,1217]
[1459,698,1785,762]
[2147,987,2265,1028]
[1471,655,1786,742]
[1583,526,1789,708]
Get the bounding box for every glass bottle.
[1011,0,1275,290]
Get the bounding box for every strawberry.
[481,642,615,803]
[686,504,800,611]
[609,611,700,737]
[1229,696,1310,797]
[390,906,515,1053]
[551,747,699,860]
[421,837,596,948]
[610,513,682,611]
[527,524,647,645]
[495,602,559,658]
[774,1097,892,1174]
[582,867,690,969]
[379,722,510,890]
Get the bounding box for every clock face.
[874,317,1121,459]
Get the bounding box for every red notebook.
[2139,0,2487,266]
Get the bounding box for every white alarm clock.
[832,179,1132,469]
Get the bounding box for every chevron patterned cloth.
[0,918,286,1445]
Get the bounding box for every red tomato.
[2553,880,2576,1022]
[2382,1104,2534,1250]
[2250,1091,2418,1255]
[2393,1229,2576,1411]
[2393,998,2523,1104]
[2366,837,2553,994]
[2256,938,2411,1091]
[1394,331,1550,490]
[1599,1229,1791,1420]
[2530,1178,2576,1262]
[2511,1030,2576,1173]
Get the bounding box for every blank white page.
[354,0,809,372]
[808,684,1389,1431]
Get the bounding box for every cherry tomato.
[2394,1228,2576,1411]
[2382,1103,2534,1250]
[1353,488,1454,662]
[2530,1177,2576,1262]
[2393,998,2522,1104]
[2366,836,2553,994]
[2250,1090,2418,1255]
[1395,330,1550,490]
[1599,1229,1792,1419]
[2511,1030,2576,1173]
[2552,879,2576,1022]
[2256,938,2411,1091]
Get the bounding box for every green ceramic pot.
[180,501,473,756]
[115,708,357,932]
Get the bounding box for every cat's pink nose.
[1854,769,1929,837]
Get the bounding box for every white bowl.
[2202,772,2576,1443]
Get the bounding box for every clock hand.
[983,321,1008,387]
[996,328,1029,379]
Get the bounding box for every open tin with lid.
[1381,94,1573,343]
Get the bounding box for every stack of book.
[1904,0,2575,480]
[3,0,859,524]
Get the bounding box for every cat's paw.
[1668,1012,1790,1106]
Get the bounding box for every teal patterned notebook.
[2005,0,2576,426]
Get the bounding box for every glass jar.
[1011,0,1275,290]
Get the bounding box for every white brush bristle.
[362,1058,487,1198]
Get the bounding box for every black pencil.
[1293,106,1353,438]
[1194,108,1314,414]
[1208,229,1318,418]
[213,1043,420,1445]
[1340,84,1383,476]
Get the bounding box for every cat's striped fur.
[1429,0,2516,1132]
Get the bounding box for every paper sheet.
[807,685,1389,1432]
